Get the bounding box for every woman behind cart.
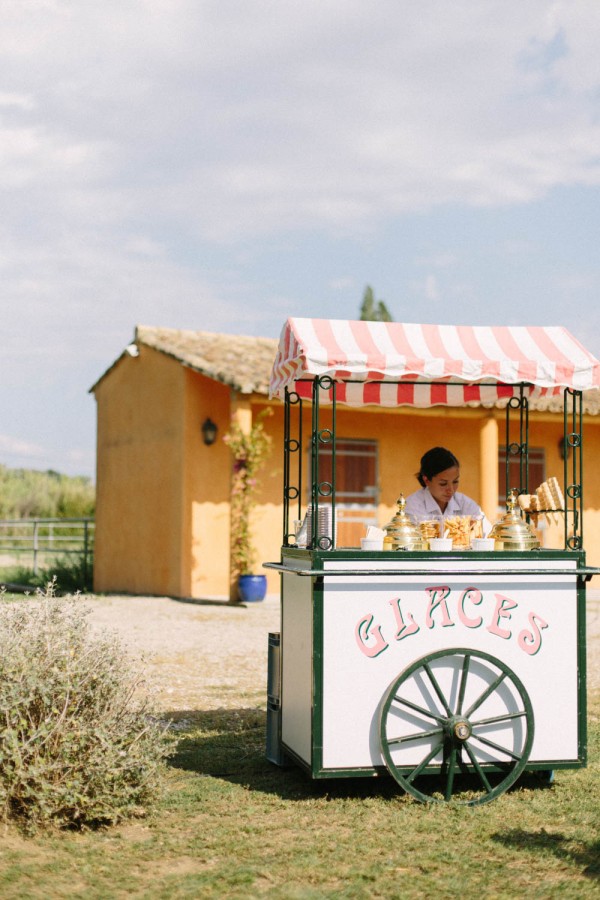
[405,446,492,534]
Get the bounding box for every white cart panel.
[320,559,579,769]
[281,571,313,764]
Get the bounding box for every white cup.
[471,537,496,551]
[429,537,453,551]
[293,519,307,548]
[361,537,383,551]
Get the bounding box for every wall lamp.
[201,418,218,446]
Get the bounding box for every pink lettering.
[486,594,518,640]
[425,586,454,629]
[388,596,420,640]
[458,587,483,629]
[355,614,389,657]
[355,587,549,660]
[518,612,549,656]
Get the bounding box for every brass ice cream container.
[488,492,540,551]
[383,495,429,551]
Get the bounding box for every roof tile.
[135,325,277,395]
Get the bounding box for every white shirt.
[404,487,492,533]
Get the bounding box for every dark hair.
[416,447,460,487]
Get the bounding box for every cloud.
[1,2,597,330]
[416,253,458,269]
[329,277,356,291]
[2,1,600,247]
[0,91,35,111]
[2,0,600,476]
[0,431,94,476]
[1,2,598,360]
[424,275,440,302]
[0,228,253,373]
[0,434,46,461]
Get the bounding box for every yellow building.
[91,325,600,599]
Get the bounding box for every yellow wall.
[182,368,233,597]
[95,349,239,598]
[95,351,600,598]
[581,423,600,566]
[94,346,188,596]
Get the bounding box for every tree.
[0,465,95,518]
[359,285,393,322]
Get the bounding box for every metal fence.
[0,518,94,577]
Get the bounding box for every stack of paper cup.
[305,504,333,547]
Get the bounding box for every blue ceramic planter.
[237,574,267,603]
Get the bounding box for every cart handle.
[263,562,600,580]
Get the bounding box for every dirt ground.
[84,593,281,713]
[82,588,600,714]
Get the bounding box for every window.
[498,447,546,506]
[310,439,378,547]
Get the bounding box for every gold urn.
[488,491,540,551]
[383,495,429,551]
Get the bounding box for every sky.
[2,0,600,479]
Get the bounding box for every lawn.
[0,695,598,899]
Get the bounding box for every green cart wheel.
[380,648,534,806]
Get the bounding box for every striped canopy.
[269,318,600,407]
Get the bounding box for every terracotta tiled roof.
[514,393,600,415]
[91,325,600,413]
[135,325,278,395]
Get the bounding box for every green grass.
[0,698,598,898]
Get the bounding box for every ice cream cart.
[264,318,600,805]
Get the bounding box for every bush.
[0,582,172,831]
[3,554,93,594]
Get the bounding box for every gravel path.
[85,593,281,713]
[82,589,600,714]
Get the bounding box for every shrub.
[39,553,93,593]
[223,408,273,578]
[3,553,93,594]
[0,582,171,831]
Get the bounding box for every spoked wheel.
[380,648,534,806]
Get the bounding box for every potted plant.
[223,408,273,602]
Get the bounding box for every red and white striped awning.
[269,318,600,407]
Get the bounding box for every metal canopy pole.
[504,383,530,501]
[564,388,583,550]
[309,375,336,550]
[282,387,303,548]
